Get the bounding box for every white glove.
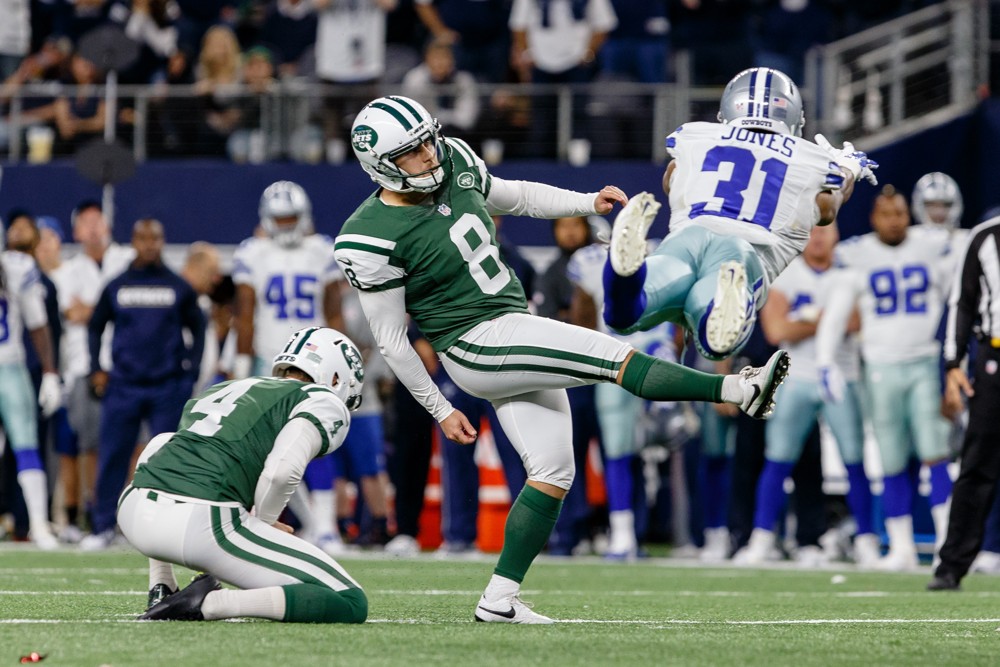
[818,365,846,403]
[814,134,879,186]
[233,353,253,380]
[38,372,62,418]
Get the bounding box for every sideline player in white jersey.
[912,172,965,241]
[0,242,62,548]
[817,186,955,571]
[119,327,367,623]
[568,237,677,560]
[602,66,879,361]
[232,182,347,550]
[336,95,791,624]
[734,223,880,568]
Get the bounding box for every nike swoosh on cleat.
[478,605,517,619]
[749,385,761,410]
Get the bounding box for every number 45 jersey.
[834,228,953,363]
[666,122,844,281]
[334,137,528,352]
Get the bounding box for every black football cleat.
[139,573,221,621]
[926,572,961,591]
[146,583,178,611]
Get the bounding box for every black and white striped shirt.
[945,216,1000,368]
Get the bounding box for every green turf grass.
[2,547,998,666]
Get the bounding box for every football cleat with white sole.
[853,533,883,569]
[700,527,731,563]
[30,528,59,551]
[609,192,661,277]
[874,549,919,572]
[736,350,790,420]
[706,261,750,356]
[474,594,554,624]
[970,550,1000,574]
[732,528,780,566]
[79,529,116,552]
[147,583,178,611]
[384,534,420,557]
[139,573,221,621]
[795,545,830,569]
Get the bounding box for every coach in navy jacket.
[85,219,206,544]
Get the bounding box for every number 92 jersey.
[232,234,341,360]
[334,137,528,352]
[666,122,844,252]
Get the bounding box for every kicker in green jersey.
[334,137,529,351]
[131,377,349,508]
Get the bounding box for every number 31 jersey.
[232,234,341,360]
[334,137,528,352]
[666,122,844,278]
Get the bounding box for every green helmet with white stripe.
[272,327,365,411]
[351,95,446,193]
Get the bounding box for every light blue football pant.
[765,377,865,465]
[595,382,643,459]
[865,357,950,476]
[625,226,766,360]
[697,401,736,458]
[0,363,40,451]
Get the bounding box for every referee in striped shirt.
[929,215,1000,590]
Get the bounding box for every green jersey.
[132,377,349,507]
[334,137,529,351]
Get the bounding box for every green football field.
[2,546,999,667]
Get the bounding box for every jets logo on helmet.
[272,327,365,411]
[351,95,446,193]
[259,181,313,248]
[912,172,963,230]
[719,67,805,137]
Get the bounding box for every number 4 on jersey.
[187,378,262,436]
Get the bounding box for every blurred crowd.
[0,0,943,160]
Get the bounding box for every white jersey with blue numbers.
[834,229,952,363]
[0,251,48,365]
[567,243,676,361]
[770,257,860,382]
[232,234,342,361]
[665,122,844,281]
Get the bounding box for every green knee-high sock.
[282,584,368,623]
[619,352,724,402]
[494,486,563,584]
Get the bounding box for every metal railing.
[805,0,989,148]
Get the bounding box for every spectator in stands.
[227,46,276,162]
[109,0,180,84]
[147,44,198,155]
[194,25,242,156]
[402,40,480,135]
[509,0,617,157]
[53,52,106,155]
[64,0,112,43]
[82,218,205,551]
[0,0,31,80]
[173,0,236,55]
[314,0,397,146]
[413,0,512,83]
[750,0,832,84]
[603,0,669,83]
[258,0,317,79]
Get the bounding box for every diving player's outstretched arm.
[485,178,628,218]
[357,288,477,444]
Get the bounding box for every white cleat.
[970,550,1000,574]
[384,534,420,558]
[732,528,780,566]
[315,533,349,557]
[700,527,731,563]
[736,350,790,420]
[609,192,661,276]
[874,549,919,572]
[795,545,830,569]
[79,529,116,552]
[706,261,750,356]
[474,593,554,624]
[30,528,59,551]
[852,533,883,569]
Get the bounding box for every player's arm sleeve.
[485,177,598,219]
[944,230,983,368]
[357,287,455,422]
[17,266,48,331]
[334,236,406,292]
[814,275,859,367]
[230,241,255,286]
[253,417,325,525]
[820,159,846,192]
[88,284,114,374]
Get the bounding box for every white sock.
[884,515,916,554]
[482,575,519,604]
[311,490,336,538]
[202,587,286,621]
[148,559,178,591]
[721,375,743,404]
[17,469,51,534]
[931,501,951,556]
[608,510,636,551]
